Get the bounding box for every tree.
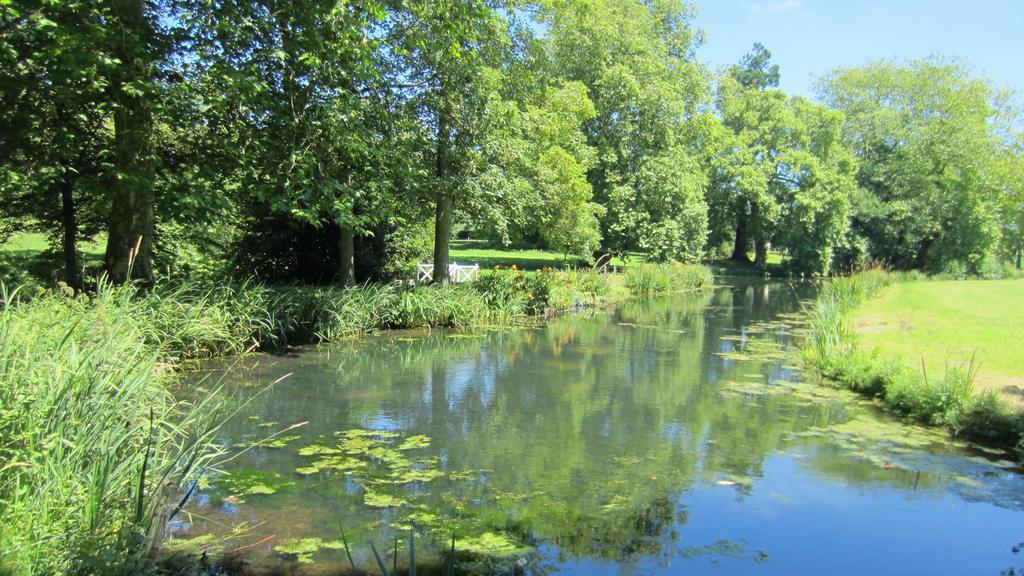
[178,0,389,285]
[712,76,856,275]
[994,141,1024,268]
[818,57,1006,272]
[385,0,515,283]
[729,42,780,90]
[538,0,710,262]
[476,81,603,259]
[102,0,164,283]
[0,0,113,289]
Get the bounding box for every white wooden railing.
[416,262,480,284]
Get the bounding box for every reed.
[624,263,714,296]
[0,282,226,575]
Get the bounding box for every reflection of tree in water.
[182,281,1011,568]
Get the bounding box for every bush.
[947,391,1024,447]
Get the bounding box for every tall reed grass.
[801,270,1024,449]
[624,263,714,296]
[0,283,226,575]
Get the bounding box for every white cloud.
[747,0,801,13]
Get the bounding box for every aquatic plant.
[0,282,226,575]
[624,263,714,296]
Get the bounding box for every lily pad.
[363,488,406,508]
[454,531,528,557]
[275,537,346,564]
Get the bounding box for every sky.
[695,0,1024,98]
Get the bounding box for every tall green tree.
[0,0,113,289]
[712,75,856,275]
[178,0,389,285]
[385,0,516,283]
[537,0,710,262]
[103,0,162,283]
[818,57,1006,271]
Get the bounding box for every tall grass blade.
[370,541,390,576]
[338,522,355,570]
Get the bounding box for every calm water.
[172,283,1024,575]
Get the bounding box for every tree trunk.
[433,195,452,284]
[104,0,154,284]
[730,202,752,263]
[1016,247,1021,270]
[59,175,82,291]
[338,224,355,287]
[432,97,452,284]
[914,237,934,270]
[754,237,768,268]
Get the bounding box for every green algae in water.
[397,434,431,450]
[389,467,446,483]
[363,488,407,508]
[214,469,294,501]
[162,533,223,554]
[454,531,529,557]
[297,443,342,456]
[275,537,346,564]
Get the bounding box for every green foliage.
[0,283,224,575]
[818,57,1012,273]
[711,74,856,275]
[539,0,710,262]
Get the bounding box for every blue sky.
[695,0,1023,98]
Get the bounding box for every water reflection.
[174,283,1023,575]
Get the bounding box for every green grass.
[448,239,641,271]
[624,263,715,296]
[0,282,226,575]
[0,232,106,291]
[802,270,1024,450]
[852,280,1024,408]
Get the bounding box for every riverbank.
[0,263,712,575]
[802,270,1024,451]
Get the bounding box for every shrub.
[947,391,1024,447]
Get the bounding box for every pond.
[170,282,1024,575]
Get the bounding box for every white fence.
[416,262,480,284]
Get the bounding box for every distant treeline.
[2,1,1021,289]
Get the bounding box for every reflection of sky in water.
[172,283,1024,575]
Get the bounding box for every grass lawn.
[1,231,106,256]
[449,239,641,270]
[0,231,106,283]
[853,279,1024,407]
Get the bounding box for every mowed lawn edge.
[852,280,1024,408]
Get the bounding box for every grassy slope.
[853,280,1024,407]
[1,232,106,284]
